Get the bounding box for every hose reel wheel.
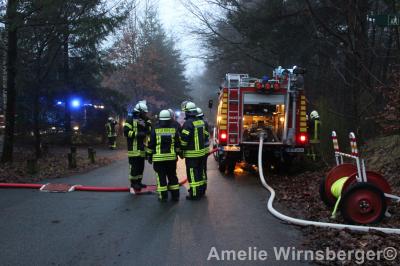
[340,182,386,225]
[320,163,357,207]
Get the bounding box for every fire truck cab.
[213,66,309,173]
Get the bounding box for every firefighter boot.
[138,179,147,188]
[131,180,141,191]
[169,186,180,202]
[186,188,200,200]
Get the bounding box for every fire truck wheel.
[340,182,386,225]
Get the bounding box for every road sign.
[373,14,400,26]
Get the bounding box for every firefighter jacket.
[105,121,118,137]
[147,120,180,162]
[180,117,209,158]
[123,113,149,157]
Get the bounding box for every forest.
[0,0,189,163]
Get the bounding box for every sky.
[157,0,208,78]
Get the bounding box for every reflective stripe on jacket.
[124,115,148,157]
[180,117,207,158]
[148,121,180,162]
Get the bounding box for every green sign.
[373,14,400,26]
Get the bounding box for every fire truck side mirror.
[208,100,213,109]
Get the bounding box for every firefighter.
[308,110,321,161]
[105,117,118,149]
[124,101,150,192]
[180,101,207,200]
[148,110,180,202]
[196,107,210,195]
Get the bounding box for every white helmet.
[159,110,171,120]
[108,117,113,121]
[181,101,188,111]
[182,101,196,112]
[134,100,148,113]
[310,110,319,119]
[196,107,204,117]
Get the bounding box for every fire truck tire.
[340,182,386,225]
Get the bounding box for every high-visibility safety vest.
[148,121,180,162]
[123,114,149,157]
[105,122,117,137]
[180,117,209,158]
[310,119,321,144]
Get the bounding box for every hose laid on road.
[0,149,220,192]
[257,134,400,235]
[0,183,43,189]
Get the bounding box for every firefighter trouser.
[108,136,116,148]
[200,155,208,194]
[128,156,145,187]
[153,161,179,200]
[185,157,204,198]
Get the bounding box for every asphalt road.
[0,156,306,266]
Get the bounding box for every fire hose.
[0,148,218,192]
[257,133,400,235]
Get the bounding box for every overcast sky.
[157,0,208,78]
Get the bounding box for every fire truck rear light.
[265,83,271,90]
[273,82,280,90]
[298,133,308,144]
[220,133,227,140]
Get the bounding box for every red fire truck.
[213,66,309,174]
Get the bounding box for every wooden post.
[27,159,38,174]
[70,146,77,154]
[68,153,77,168]
[88,147,96,164]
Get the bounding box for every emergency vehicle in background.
[213,66,308,174]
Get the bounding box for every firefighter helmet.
[159,110,171,120]
[134,100,148,113]
[182,101,196,112]
[310,110,319,119]
[108,117,113,121]
[196,107,204,118]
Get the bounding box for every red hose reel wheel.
[342,171,391,204]
[340,182,386,224]
[319,163,357,207]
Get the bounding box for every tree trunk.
[33,91,41,158]
[1,0,18,163]
[63,31,71,145]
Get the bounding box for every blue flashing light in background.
[175,111,181,117]
[71,99,81,109]
[56,101,63,105]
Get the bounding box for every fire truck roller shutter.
[243,94,285,105]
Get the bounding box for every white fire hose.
[257,134,400,234]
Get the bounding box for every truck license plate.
[223,146,241,151]
[285,148,304,153]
